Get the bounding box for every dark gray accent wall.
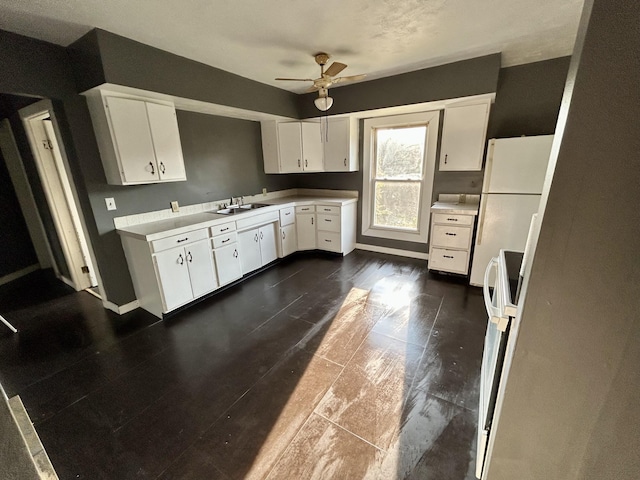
[69,29,300,119]
[0,147,38,277]
[298,54,502,118]
[487,0,640,478]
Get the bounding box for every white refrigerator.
[469,135,554,286]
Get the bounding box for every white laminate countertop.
[430,201,480,215]
[117,195,358,242]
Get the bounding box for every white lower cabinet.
[296,209,317,250]
[238,223,278,275]
[428,209,476,275]
[280,223,297,257]
[154,238,217,313]
[213,243,242,286]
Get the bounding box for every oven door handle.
[483,257,502,323]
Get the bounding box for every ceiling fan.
[276,53,366,111]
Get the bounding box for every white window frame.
[362,110,440,243]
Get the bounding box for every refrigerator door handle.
[476,196,489,245]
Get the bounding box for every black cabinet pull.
[325,239,332,243]
[444,154,448,164]
[254,233,259,242]
[298,159,301,167]
[284,212,291,216]
[443,255,454,259]
[178,254,184,265]
[282,231,286,239]
[325,219,331,222]
[159,162,166,174]
[177,237,189,243]
[149,162,155,175]
[305,159,308,168]
[260,231,264,240]
[187,252,193,262]
[344,158,347,167]
[311,217,314,225]
[445,232,457,236]
[221,227,229,232]
[221,238,230,244]
[447,218,458,222]
[233,249,238,258]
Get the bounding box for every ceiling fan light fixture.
[314,95,333,111]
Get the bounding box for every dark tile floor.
[0,251,486,480]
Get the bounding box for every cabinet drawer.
[151,228,208,253]
[210,222,236,237]
[212,232,237,249]
[317,205,340,215]
[317,213,340,232]
[431,225,471,249]
[317,231,342,253]
[279,206,295,226]
[295,205,315,214]
[432,213,474,226]
[429,248,469,274]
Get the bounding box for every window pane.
[375,126,426,179]
[374,181,421,230]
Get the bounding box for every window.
[362,111,439,242]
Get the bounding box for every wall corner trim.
[103,299,140,315]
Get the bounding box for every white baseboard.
[103,299,140,315]
[355,243,429,260]
[0,264,39,287]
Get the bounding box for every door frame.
[19,99,102,293]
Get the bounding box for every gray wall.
[486,0,640,478]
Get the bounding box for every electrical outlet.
[170,201,179,213]
[105,197,116,211]
[262,188,267,196]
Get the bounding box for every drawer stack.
[428,212,475,275]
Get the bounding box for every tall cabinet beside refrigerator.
[469,135,554,286]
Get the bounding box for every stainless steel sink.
[213,203,270,215]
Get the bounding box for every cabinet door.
[324,117,350,171]
[105,96,159,183]
[238,228,262,274]
[301,122,324,171]
[277,123,303,173]
[154,246,192,311]
[439,103,489,171]
[146,102,186,181]
[280,224,297,257]
[296,213,316,250]
[259,224,278,265]
[185,239,217,297]
[214,244,242,285]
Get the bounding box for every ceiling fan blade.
[275,77,314,82]
[306,84,320,93]
[324,62,347,77]
[332,74,367,84]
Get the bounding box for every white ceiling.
[0,0,584,93]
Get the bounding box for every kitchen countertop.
[430,201,480,215]
[117,195,357,241]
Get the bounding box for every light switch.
[105,197,116,211]
[170,201,179,212]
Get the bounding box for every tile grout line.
[401,294,446,412]
[315,412,387,453]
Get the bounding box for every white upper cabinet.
[300,122,323,172]
[85,90,187,185]
[261,118,358,173]
[323,117,359,172]
[439,101,490,171]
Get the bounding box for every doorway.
[16,100,100,293]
